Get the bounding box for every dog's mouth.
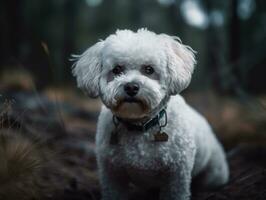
[116,97,147,108]
[112,97,150,119]
[123,97,141,103]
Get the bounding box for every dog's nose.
[124,82,139,97]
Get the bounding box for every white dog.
[73,29,229,200]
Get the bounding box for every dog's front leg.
[159,169,192,200]
[98,160,129,200]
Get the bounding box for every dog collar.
[113,109,167,132]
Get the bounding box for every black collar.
[113,109,167,132]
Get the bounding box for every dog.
[72,29,229,200]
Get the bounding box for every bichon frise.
[73,29,229,200]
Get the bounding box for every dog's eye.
[112,65,123,75]
[143,65,154,75]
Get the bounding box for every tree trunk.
[229,0,241,94]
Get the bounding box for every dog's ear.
[160,34,196,95]
[72,41,104,98]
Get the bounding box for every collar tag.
[154,131,169,142]
[153,110,168,142]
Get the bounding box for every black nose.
[124,82,139,97]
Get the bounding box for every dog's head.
[73,29,196,119]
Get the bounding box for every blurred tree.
[62,0,78,83]
[3,0,23,63]
[228,0,241,95]
[205,0,226,93]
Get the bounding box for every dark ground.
[0,86,265,200]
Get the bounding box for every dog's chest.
[109,132,174,186]
[110,129,179,168]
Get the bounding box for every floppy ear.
[160,34,196,95]
[72,41,104,98]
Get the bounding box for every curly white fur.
[73,28,229,200]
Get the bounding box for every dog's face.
[73,29,196,119]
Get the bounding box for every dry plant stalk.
[0,131,45,200]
